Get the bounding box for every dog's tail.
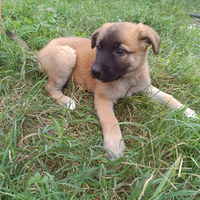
[6,30,31,51]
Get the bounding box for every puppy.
[7,22,198,160]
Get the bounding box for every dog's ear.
[91,28,101,49]
[91,23,115,49]
[138,24,160,55]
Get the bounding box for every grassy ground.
[1,0,200,199]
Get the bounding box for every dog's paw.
[66,99,76,110]
[105,150,124,161]
[185,108,199,119]
[104,140,126,161]
[57,97,76,110]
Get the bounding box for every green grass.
[1,0,200,199]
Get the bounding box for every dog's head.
[90,22,160,82]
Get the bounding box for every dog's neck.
[96,62,151,102]
[121,60,151,89]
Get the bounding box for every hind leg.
[45,76,76,110]
[37,44,77,110]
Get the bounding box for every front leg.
[145,85,197,118]
[94,93,125,160]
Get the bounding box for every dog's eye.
[96,44,101,52]
[116,48,125,56]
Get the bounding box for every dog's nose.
[91,67,101,78]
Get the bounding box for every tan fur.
[37,37,97,108]
[6,22,197,160]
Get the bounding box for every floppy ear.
[91,28,101,49]
[138,24,160,55]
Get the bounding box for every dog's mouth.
[90,69,126,83]
[90,60,130,82]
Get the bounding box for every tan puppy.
[7,22,198,160]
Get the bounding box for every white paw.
[104,140,125,161]
[185,108,199,118]
[105,150,124,161]
[66,99,76,110]
[57,96,76,110]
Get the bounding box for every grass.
[1,0,200,199]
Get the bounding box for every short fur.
[7,22,197,160]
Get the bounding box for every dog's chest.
[106,76,150,101]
